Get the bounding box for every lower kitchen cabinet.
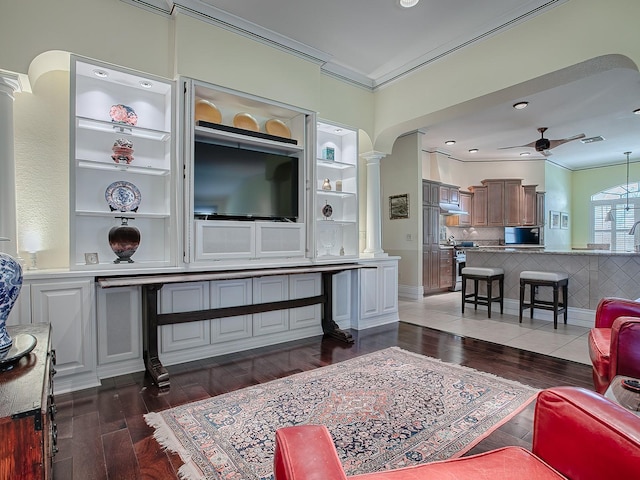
[439,248,454,289]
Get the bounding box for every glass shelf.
[195,125,304,154]
[316,190,356,198]
[75,210,170,219]
[317,159,355,169]
[76,116,171,141]
[76,159,170,176]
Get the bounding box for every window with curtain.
[591,183,640,251]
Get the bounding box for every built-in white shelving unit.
[70,57,175,269]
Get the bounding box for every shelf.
[317,159,356,169]
[75,210,170,219]
[316,190,356,198]
[77,159,170,176]
[195,125,304,154]
[316,220,356,226]
[76,116,171,141]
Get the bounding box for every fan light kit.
[499,127,585,156]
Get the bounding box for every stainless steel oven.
[452,248,466,291]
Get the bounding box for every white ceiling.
[127,0,640,170]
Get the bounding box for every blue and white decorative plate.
[105,181,141,212]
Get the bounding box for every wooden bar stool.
[461,267,504,318]
[519,271,569,329]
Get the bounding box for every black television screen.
[504,226,540,245]
[193,141,299,221]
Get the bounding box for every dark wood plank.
[53,321,594,479]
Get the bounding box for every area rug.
[145,347,538,480]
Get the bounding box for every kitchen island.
[465,248,640,326]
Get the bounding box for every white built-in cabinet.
[315,121,359,259]
[359,260,399,327]
[70,57,175,269]
[182,78,313,264]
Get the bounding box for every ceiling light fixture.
[513,101,529,110]
[139,81,153,88]
[468,148,479,153]
[520,152,530,156]
[444,140,456,145]
[634,108,640,115]
[399,0,419,8]
[93,69,108,78]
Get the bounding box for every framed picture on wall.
[389,194,409,220]
[560,212,569,229]
[550,211,560,229]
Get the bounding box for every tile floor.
[399,291,591,365]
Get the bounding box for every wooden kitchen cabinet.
[537,192,546,226]
[482,179,522,226]
[522,185,538,225]
[439,248,454,289]
[439,184,459,204]
[0,324,56,480]
[423,180,445,294]
[458,191,472,227]
[469,185,487,226]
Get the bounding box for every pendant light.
[605,151,632,222]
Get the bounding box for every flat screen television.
[504,226,540,245]
[193,141,299,221]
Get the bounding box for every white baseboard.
[398,284,422,300]
[502,299,593,328]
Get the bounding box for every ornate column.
[0,71,22,257]
[361,151,387,257]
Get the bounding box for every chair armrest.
[533,386,640,480]
[595,297,640,328]
[610,316,640,379]
[274,425,348,480]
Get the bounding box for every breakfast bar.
[464,248,640,314]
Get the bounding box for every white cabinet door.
[253,276,289,336]
[360,267,381,319]
[289,273,321,330]
[331,270,353,329]
[7,283,31,327]
[380,262,399,314]
[160,282,210,352]
[210,279,252,343]
[96,286,142,375]
[30,278,96,379]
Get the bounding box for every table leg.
[321,272,354,343]
[142,284,170,389]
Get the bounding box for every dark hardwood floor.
[52,322,593,479]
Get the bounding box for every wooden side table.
[0,324,56,479]
[604,375,640,415]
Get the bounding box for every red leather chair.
[588,297,640,393]
[274,387,640,480]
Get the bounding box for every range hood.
[439,203,468,215]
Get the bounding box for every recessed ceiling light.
[444,140,456,145]
[399,0,419,7]
[334,128,342,133]
[520,152,530,156]
[93,69,108,78]
[634,108,640,115]
[468,148,479,153]
[513,101,529,110]
[139,81,153,89]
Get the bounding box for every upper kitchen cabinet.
[482,179,522,227]
[315,121,358,259]
[182,78,314,264]
[70,57,175,269]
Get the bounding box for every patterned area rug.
[145,347,538,480]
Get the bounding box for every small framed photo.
[549,211,560,229]
[560,212,569,229]
[84,252,99,265]
[389,194,409,220]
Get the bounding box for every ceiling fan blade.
[498,140,537,150]
[548,133,585,150]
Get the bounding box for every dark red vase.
[108,217,140,263]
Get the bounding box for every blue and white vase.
[0,252,22,352]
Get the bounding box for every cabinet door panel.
[210,279,252,343]
[96,286,141,365]
[380,263,398,314]
[504,180,523,226]
[360,267,380,318]
[253,276,289,335]
[31,279,95,377]
[485,181,505,226]
[160,282,210,352]
[289,273,321,330]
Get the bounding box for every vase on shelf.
[108,217,140,263]
[0,251,23,356]
[322,179,332,191]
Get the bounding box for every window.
[591,182,640,251]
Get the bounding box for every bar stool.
[519,271,569,329]
[461,267,504,318]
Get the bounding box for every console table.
[0,324,56,479]
[98,263,367,388]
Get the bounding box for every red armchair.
[274,387,640,480]
[588,297,640,393]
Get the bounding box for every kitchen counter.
[472,247,637,256]
[466,248,640,312]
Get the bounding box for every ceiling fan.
[499,127,585,156]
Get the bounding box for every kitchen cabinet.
[423,180,444,294]
[522,185,538,225]
[469,185,487,226]
[482,179,522,226]
[439,184,459,204]
[439,248,454,289]
[537,192,546,226]
[458,191,473,227]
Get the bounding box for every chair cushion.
[588,328,611,378]
[520,271,568,282]
[461,267,504,277]
[350,447,564,479]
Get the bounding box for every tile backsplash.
[445,226,504,245]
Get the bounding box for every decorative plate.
[109,104,138,126]
[322,202,333,219]
[195,100,222,124]
[233,112,259,132]
[265,118,291,138]
[105,181,141,212]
